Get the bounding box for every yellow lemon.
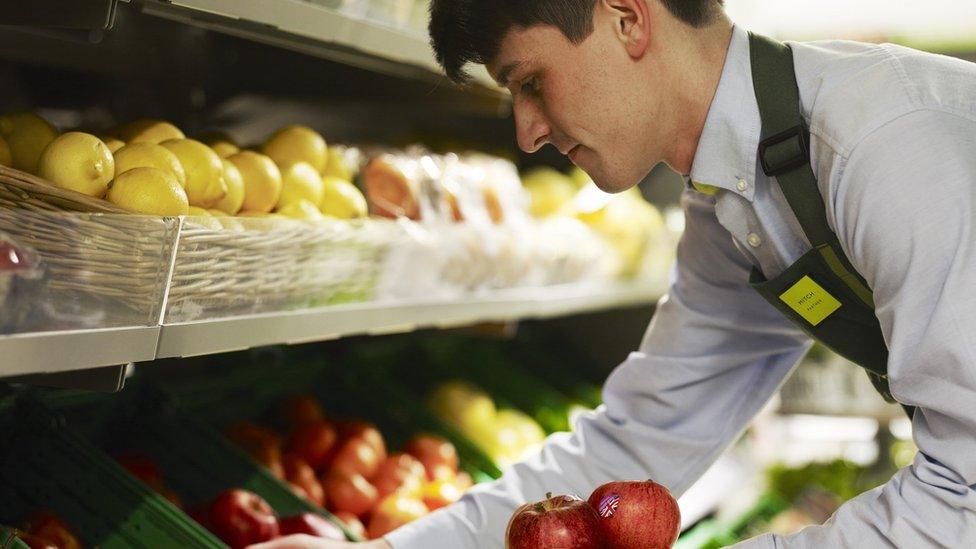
[261,125,327,171]
[0,135,11,166]
[277,198,324,220]
[207,208,227,216]
[277,161,324,209]
[187,206,210,216]
[321,147,353,181]
[161,139,226,208]
[113,142,187,188]
[320,176,367,219]
[0,111,59,174]
[115,119,185,144]
[106,167,189,216]
[521,166,576,218]
[185,206,223,229]
[97,134,125,153]
[37,132,114,197]
[228,151,281,213]
[214,158,245,214]
[208,140,239,158]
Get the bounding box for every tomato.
[280,395,325,426]
[365,494,428,539]
[331,437,381,478]
[403,434,459,480]
[371,453,426,499]
[282,452,325,507]
[286,419,338,471]
[322,471,379,517]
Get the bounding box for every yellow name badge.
[779,275,842,326]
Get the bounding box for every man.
[256,0,976,547]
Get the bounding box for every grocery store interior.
[1,1,973,548]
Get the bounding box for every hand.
[248,535,392,549]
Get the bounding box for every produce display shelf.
[139,0,501,93]
[0,280,667,378]
[155,280,669,359]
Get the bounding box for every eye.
[520,76,541,96]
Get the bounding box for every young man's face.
[488,6,665,193]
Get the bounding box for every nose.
[514,98,550,154]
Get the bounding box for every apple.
[287,419,338,471]
[280,394,325,426]
[587,480,680,549]
[366,494,428,539]
[283,453,325,507]
[278,513,346,540]
[333,510,366,539]
[371,453,426,498]
[330,437,381,478]
[337,420,387,461]
[422,478,463,511]
[208,489,280,549]
[403,434,459,480]
[505,493,605,549]
[322,471,379,516]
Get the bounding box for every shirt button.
[747,233,762,247]
[736,179,748,192]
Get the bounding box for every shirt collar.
[686,25,761,201]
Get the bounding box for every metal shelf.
[139,0,501,94]
[0,280,666,378]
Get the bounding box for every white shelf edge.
[0,326,160,377]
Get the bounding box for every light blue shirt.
[387,25,976,549]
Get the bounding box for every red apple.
[506,493,605,549]
[280,394,325,426]
[208,489,280,549]
[24,511,81,549]
[587,480,680,549]
[287,419,338,471]
[334,510,366,539]
[371,453,426,498]
[278,513,346,540]
[403,434,459,480]
[283,453,326,507]
[331,437,381,478]
[322,471,379,517]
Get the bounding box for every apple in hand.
[208,489,280,548]
[587,480,680,549]
[278,513,346,540]
[506,493,605,549]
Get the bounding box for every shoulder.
[789,39,976,157]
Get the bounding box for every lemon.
[320,176,368,219]
[321,147,353,181]
[208,140,239,158]
[115,119,185,144]
[187,206,210,216]
[0,135,11,166]
[522,167,576,218]
[107,167,189,216]
[161,139,226,208]
[37,132,114,197]
[228,151,281,213]
[97,134,126,153]
[214,158,245,214]
[277,161,324,209]
[207,208,227,217]
[0,112,59,173]
[113,142,187,188]
[261,125,327,171]
[185,206,223,229]
[277,198,325,220]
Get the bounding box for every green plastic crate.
[0,394,224,549]
[91,382,361,542]
[1,526,30,549]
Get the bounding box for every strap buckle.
[758,124,809,176]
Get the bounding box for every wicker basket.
[0,167,177,331]
[0,166,396,328]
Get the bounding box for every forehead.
[488,25,575,81]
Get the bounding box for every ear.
[601,0,650,59]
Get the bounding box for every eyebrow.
[494,60,524,87]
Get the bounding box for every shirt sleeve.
[732,109,976,549]
[386,189,812,549]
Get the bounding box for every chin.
[590,170,640,194]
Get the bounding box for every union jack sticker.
[598,493,620,518]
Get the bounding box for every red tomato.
[337,420,387,460]
[371,453,426,499]
[331,437,381,479]
[280,395,325,426]
[366,494,428,539]
[403,434,459,480]
[287,419,338,471]
[282,452,326,507]
[322,471,379,517]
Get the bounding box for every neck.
[661,19,734,175]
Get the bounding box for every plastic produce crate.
[0,394,223,549]
[1,526,30,549]
[86,382,361,542]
